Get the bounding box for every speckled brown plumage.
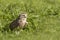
[9,13,28,31]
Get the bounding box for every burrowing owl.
[9,12,28,31]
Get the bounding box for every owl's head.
[19,12,27,19]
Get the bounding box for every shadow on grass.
[1,24,10,33]
[1,23,29,34]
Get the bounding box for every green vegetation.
[0,0,60,40]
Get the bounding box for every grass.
[0,0,60,40]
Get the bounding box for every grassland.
[0,0,60,40]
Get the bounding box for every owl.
[9,12,28,31]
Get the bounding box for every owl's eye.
[22,15,26,18]
[24,16,26,18]
[22,15,25,16]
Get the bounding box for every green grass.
[0,0,60,40]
